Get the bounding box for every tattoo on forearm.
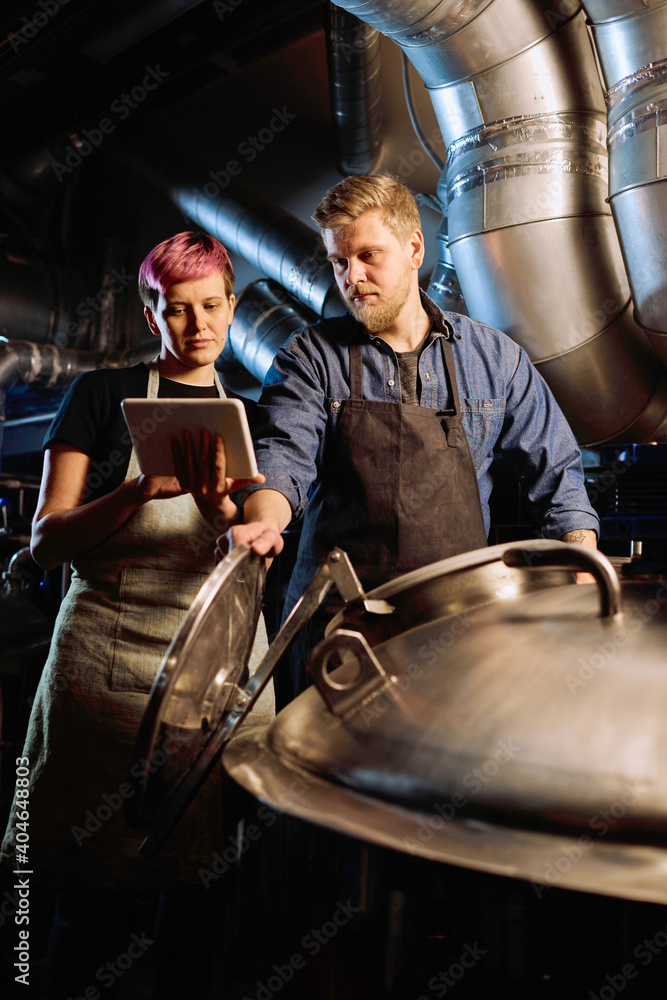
[561,529,594,545]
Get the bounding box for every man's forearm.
[560,528,597,549]
[243,488,292,534]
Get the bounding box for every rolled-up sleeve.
[499,345,600,539]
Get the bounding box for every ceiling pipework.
[329,0,667,445]
[324,4,385,175]
[582,0,667,360]
[173,185,346,320]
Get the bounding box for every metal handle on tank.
[501,542,623,619]
[308,628,394,716]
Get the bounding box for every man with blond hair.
[232,174,599,705]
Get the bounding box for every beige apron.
[0,360,273,887]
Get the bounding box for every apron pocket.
[109,567,208,693]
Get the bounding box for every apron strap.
[439,334,463,416]
[146,357,226,399]
[349,341,364,399]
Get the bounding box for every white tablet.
[120,398,258,479]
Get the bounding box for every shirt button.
[425,372,431,380]
[388,379,395,387]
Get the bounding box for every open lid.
[126,545,266,844]
[127,544,369,856]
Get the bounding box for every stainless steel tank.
[130,541,667,997]
[224,541,667,905]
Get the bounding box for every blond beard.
[344,278,411,334]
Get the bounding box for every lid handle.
[502,542,623,619]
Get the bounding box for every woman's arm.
[33,432,267,571]
[31,444,185,570]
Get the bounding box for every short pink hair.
[138,231,234,309]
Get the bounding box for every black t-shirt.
[45,362,230,503]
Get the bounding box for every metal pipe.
[581,1,667,342]
[582,0,667,90]
[331,0,667,444]
[0,253,90,347]
[0,339,158,457]
[2,547,34,601]
[173,185,345,319]
[230,280,318,384]
[325,3,384,175]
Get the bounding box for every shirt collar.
[356,288,459,345]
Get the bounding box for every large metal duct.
[428,220,466,314]
[0,253,90,348]
[331,0,667,445]
[173,186,345,320]
[325,4,384,175]
[582,0,667,356]
[230,279,318,384]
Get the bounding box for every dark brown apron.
[277,333,488,708]
[316,334,488,588]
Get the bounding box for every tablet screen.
[121,398,258,479]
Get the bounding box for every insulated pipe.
[582,0,667,89]
[332,0,667,444]
[0,339,158,457]
[230,280,319,384]
[0,253,90,347]
[428,221,466,315]
[173,186,345,319]
[325,4,384,175]
[581,1,667,348]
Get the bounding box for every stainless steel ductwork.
[230,279,318,384]
[427,220,466,315]
[582,0,667,357]
[330,0,667,445]
[0,253,90,348]
[325,4,384,175]
[174,186,345,320]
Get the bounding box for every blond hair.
[312,174,421,244]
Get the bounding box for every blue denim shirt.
[242,294,599,540]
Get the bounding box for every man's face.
[145,272,235,374]
[323,209,423,333]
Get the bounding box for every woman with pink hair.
[1,232,276,999]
